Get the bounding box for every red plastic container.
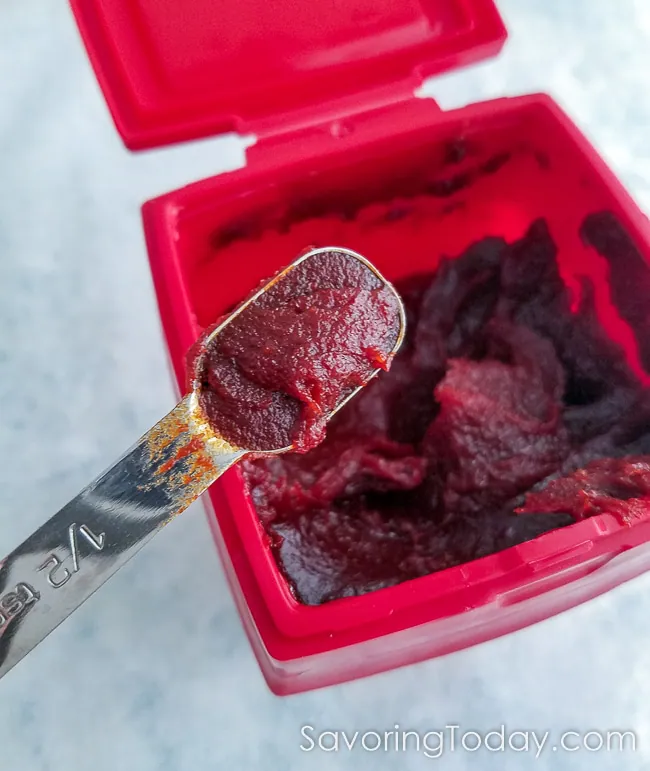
[71,0,650,694]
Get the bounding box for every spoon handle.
[0,394,244,680]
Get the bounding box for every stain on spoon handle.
[0,394,244,680]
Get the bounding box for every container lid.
[70,0,506,150]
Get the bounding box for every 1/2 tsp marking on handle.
[37,523,106,589]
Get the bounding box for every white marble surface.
[1,1,650,769]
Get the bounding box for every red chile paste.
[242,217,650,605]
[198,250,402,452]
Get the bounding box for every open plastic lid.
[70,0,506,150]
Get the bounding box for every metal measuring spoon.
[0,247,405,680]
